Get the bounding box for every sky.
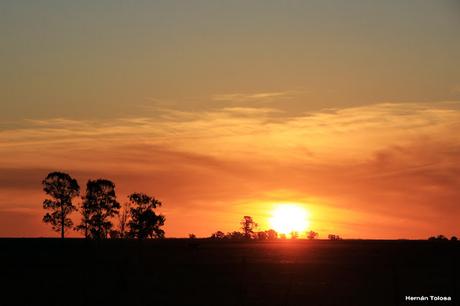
[1,0,459,238]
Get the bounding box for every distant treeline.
[42,171,165,239]
[42,172,456,241]
[428,235,458,241]
[206,216,342,241]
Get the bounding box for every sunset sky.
[1,0,459,238]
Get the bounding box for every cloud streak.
[212,90,305,103]
[0,101,459,238]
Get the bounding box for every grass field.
[1,239,458,306]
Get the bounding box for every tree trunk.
[61,209,65,239]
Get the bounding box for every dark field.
[0,239,458,306]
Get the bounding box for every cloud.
[211,90,306,103]
[0,101,459,238]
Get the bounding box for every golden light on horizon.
[269,204,310,236]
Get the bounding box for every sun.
[269,204,310,235]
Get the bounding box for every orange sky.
[1,102,459,238]
[1,1,460,238]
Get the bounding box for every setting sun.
[269,204,310,236]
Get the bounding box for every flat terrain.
[0,239,458,306]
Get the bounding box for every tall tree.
[77,179,120,239]
[128,193,165,239]
[117,202,131,238]
[42,172,80,238]
[240,216,257,239]
[76,205,91,239]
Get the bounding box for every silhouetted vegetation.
[240,216,257,239]
[116,201,130,238]
[127,193,165,239]
[42,172,80,238]
[428,235,453,241]
[211,215,280,240]
[228,231,245,240]
[436,235,448,241]
[41,172,334,243]
[328,234,342,240]
[257,231,268,240]
[108,229,121,239]
[266,229,278,240]
[41,173,168,239]
[76,179,120,239]
[307,230,319,240]
[210,228,280,241]
[210,230,226,239]
[255,230,277,240]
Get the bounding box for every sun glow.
[269,204,310,236]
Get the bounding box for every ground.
[1,239,458,306]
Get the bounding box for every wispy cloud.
[211,90,307,103]
[1,101,459,238]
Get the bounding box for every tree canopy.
[128,193,165,239]
[42,172,80,238]
[76,179,120,239]
[240,216,258,239]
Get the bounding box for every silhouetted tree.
[42,172,80,238]
[451,236,458,241]
[290,231,299,239]
[257,231,268,240]
[307,230,319,240]
[240,216,257,239]
[109,230,120,239]
[117,201,131,238]
[227,231,245,240]
[266,229,278,240]
[211,231,226,239]
[328,234,341,240]
[77,203,91,238]
[128,193,165,239]
[189,233,196,239]
[76,179,120,239]
[428,235,452,241]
